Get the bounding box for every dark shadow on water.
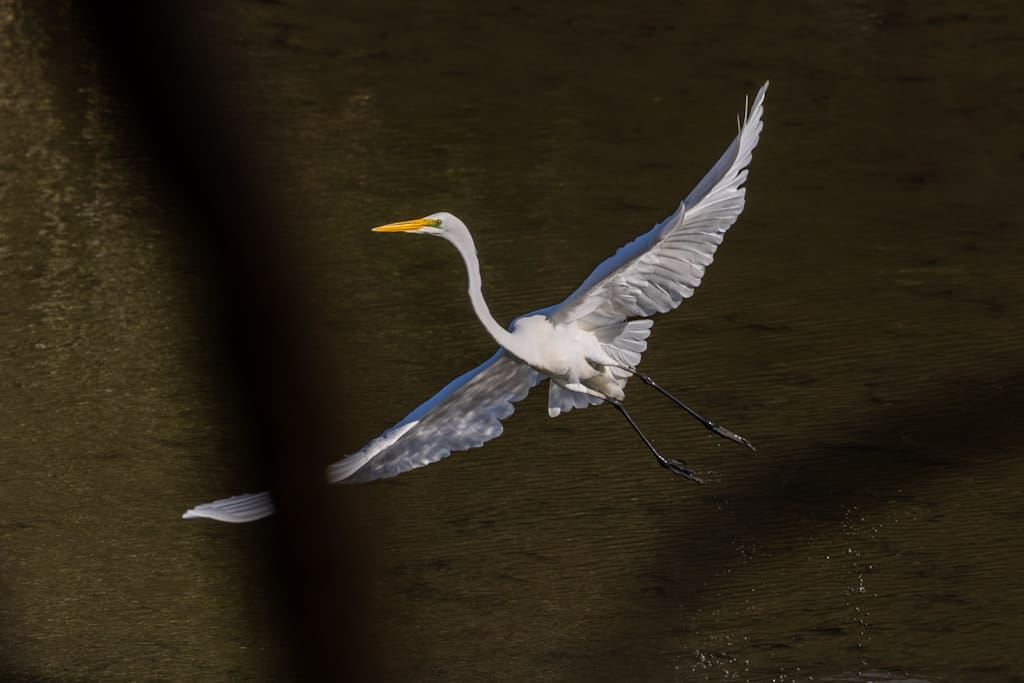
[595,368,1024,674]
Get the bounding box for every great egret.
[183,81,768,523]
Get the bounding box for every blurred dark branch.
[71,4,370,679]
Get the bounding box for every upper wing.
[549,81,768,329]
[182,350,543,522]
[328,349,543,482]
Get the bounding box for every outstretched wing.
[182,350,542,522]
[549,81,768,330]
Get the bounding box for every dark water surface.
[2,1,1022,680]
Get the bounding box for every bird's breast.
[510,317,604,383]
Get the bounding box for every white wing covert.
[550,81,768,330]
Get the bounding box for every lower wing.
[182,350,543,522]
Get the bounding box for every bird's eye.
[426,219,442,228]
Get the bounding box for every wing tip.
[181,491,275,523]
[745,80,770,128]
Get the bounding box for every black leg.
[632,371,756,451]
[608,399,703,483]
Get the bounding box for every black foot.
[634,371,756,452]
[609,398,703,484]
[708,422,756,452]
[657,454,704,483]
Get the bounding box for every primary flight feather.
[184,81,768,523]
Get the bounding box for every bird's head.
[371,211,466,239]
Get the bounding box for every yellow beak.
[372,218,435,233]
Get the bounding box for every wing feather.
[549,81,768,329]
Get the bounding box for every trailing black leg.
[608,398,703,483]
[632,371,756,451]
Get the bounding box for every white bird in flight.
[184,81,768,523]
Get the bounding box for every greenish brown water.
[2,1,1023,680]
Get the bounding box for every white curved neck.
[450,235,518,352]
